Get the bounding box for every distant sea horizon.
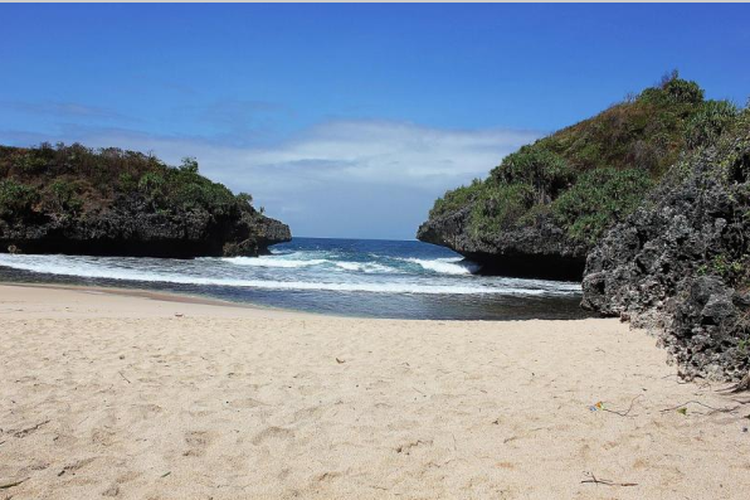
[0,237,590,320]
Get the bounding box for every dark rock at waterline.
[416,207,587,280]
[0,193,291,258]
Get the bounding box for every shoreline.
[0,282,312,321]
[0,280,299,314]
[0,278,589,322]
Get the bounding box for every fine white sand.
[1,283,748,499]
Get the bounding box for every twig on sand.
[118,371,132,384]
[0,477,28,490]
[660,400,741,415]
[602,395,643,418]
[581,471,637,487]
[13,419,50,438]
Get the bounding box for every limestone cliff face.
[0,144,291,258]
[582,116,750,381]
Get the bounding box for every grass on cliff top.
[0,143,257,222]
[430,72,741,244]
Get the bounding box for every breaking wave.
[0,252,579,296]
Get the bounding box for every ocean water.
[0,237,591,320]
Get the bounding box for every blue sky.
[1,3,749,239]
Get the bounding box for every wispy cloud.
[241,120,539,188]
[162,99,294,145]
[1,120,540,238]
[0,101,130,121]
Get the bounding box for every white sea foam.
[499,277,582,293]
[334,261,361,271]
[0,254,577,296]
[223,251,481,276]
[224,255,397,274]
[403,257,480,275]
[221,256,327,268]
[333,261,397,274]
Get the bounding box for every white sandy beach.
[1,283,748,499]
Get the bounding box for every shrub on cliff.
[430,179,482,218]
[686,99,739,149]
[552,168,653,244]
[0,179,39,221]
[43,179,83,214]
[489,146,574,204]
[468,182,535,237]
[168,166,237,214]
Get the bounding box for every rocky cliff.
[417,74,728,280]
[582,108,750,381]
[418,73,749,382]
[0,144,291,257]
[417,206,588,280]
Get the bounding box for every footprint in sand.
[58,457,97,477]
[251,426,294,445]
[91,428,117,447]
[102,483,120,497]
[183,431,213,457]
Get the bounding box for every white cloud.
[242,120,539,188]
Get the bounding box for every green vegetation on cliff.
[0,142,290,258]
[429,73,739,245]
[0,143,255,223]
